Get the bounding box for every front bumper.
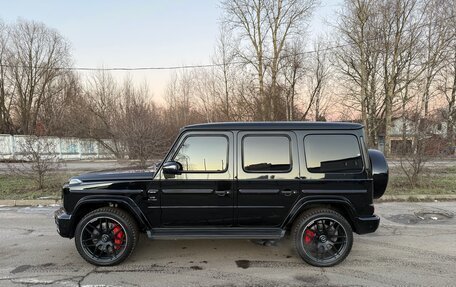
[54,207,72,238]
[353,215,380,234]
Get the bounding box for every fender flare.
[70,195,151,235]
[281,195,357,228]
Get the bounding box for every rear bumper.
[54,208,72,238]
[353,215,380,234]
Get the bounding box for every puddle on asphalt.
[387,209,454,225]
[11,265,32,274]
[235,260,304,269]
[235,260,250,269]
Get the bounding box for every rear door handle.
[215,190,230,197]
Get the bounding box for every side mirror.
[162,161,183,175]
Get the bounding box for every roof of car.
[183,121,363,131]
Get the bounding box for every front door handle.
[281,189,293,196]
[215,190,230,197]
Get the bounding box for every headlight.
[69,178,82,185]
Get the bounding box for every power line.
[0,63,234,71]
[0,14,454,72]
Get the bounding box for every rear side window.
[242,135,291,172]
[304,135,363,173]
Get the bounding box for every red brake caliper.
[112,224,125,250]
[304,229,316,245]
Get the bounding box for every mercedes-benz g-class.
[55,122,388,267]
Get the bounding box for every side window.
[173,136,228,172]
[242,135,291,172]
[304,135,363,173]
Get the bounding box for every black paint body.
[55,122,388,239]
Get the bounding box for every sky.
[0,0,342,105]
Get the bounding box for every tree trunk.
[448,53,456,147]
[384,83,393,157]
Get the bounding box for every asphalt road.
[0,202,455,287]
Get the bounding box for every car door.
[158,131,234,226]
[299,132,371,207]
[236,131,300,226]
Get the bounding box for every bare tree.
[440,48,456,147]
[83,70,124,157]
[222,0,316,120]
[334,0,383,147]
[397,111,444,187]
[419,0,453,117]
[38,71,82,136]
[8,20,71,135]
[437,0,456,150]
[85,72,171,164]
[9,135,61,189]
[117,79,167,167]
[335,0,426,154]
[222,0,268,119]
[281,41,305,120]
[195,68,224,122]
[232,76,262,120]
[164,69,204,129]
[0,19,83,137]
[379,0,423,156]
[212,25,237,120]
[266,0,317,119]
[0,20,14,133]
[302,39,331,121]
[280,39,330,121]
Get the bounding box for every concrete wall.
[0,134,116,160]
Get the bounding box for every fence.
[0,134,116,160]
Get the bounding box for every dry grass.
[0,173,73,200]
[387,166,456,195]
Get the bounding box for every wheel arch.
[69,195,151,238]
[282,196,358,232]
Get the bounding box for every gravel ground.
[0,202,455,287]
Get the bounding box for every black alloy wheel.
[75,207,138,266]
[292,208,353,267]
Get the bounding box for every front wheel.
[74,207,139,266]
[292,208,353,267]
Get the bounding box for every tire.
[292,208,353,267]
[74,207,139,266]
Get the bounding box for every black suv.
[55,122,388,267]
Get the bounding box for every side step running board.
[146,227,285,240]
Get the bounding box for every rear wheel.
[74,207,139,266]
[292,208,353,267]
